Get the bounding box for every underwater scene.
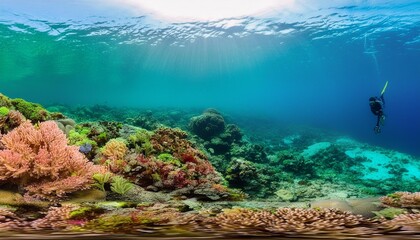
[0,0,419,239]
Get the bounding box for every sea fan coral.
[0,121,106,200]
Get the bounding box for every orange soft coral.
[0,121,106,200]
[97,138,128,172]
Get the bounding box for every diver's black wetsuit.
[369,95,385,133]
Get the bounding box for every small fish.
[79,143,92,154]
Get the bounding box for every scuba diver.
[369,81,388,134]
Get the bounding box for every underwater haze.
[1,0,420,156]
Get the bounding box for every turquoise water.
[1,1,420,154]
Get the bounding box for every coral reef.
[1,202,418,237]
[125,110,161,130]
[189,109,225,140]
[55,118,76,136]
[230,143,268,163]
[1,96,420,238]
[77,121,123,147]
[380,192,420,208]
[307,144,362,180]
[96,138,128,172]
[123,153,223,197]
[225,158,260,191]
[275,149,314,176]
[0,121,106,200]
[9,97,63,122]
[110,176,134,195]
[126,128,154,156]
[0,109,26,134]
[372,207,407,219]
[150,127,207,162]
[199,207,378,234]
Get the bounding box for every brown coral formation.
[202,208,375,233]
[150,127,207,162]
[0,205,77,231]
[380,192,420,208]
[31,204,78,230]
[0,207,29,230]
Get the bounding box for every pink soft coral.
[0,121,106,200]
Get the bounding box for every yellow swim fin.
[380,81,388,95]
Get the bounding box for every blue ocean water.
[0,0,419,156]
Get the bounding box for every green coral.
[111,176,134,195]
[84,214,133,231]
[372,207,407,219]
[69,206,105,220]
[151,173,161,182]
[226,188,247,201]
[68,128,96,147]
[0,106,10,117]
[81,212,162,232]
[387,192,402,199]
[97,132,108,143]
[127,129,153,155]
[157,153,182,167]
[93,173,113,191]
[10,98,51,122]
[96,201,136,209]
[0,93,13,108]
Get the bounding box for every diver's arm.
[380,94,385,105]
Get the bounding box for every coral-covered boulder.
[189,109,225,140]
[231,143,268,163]
[225,158,259,188]
[0,93,65,124]
[222,124,243,143]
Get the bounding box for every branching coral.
[0,121,106,200]
[380,192,420,208]
[385,213,420,227]
[0,207,29,230]
[31,204,79,230]
[201,207,377,234]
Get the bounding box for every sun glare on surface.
[111,0,297,21]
